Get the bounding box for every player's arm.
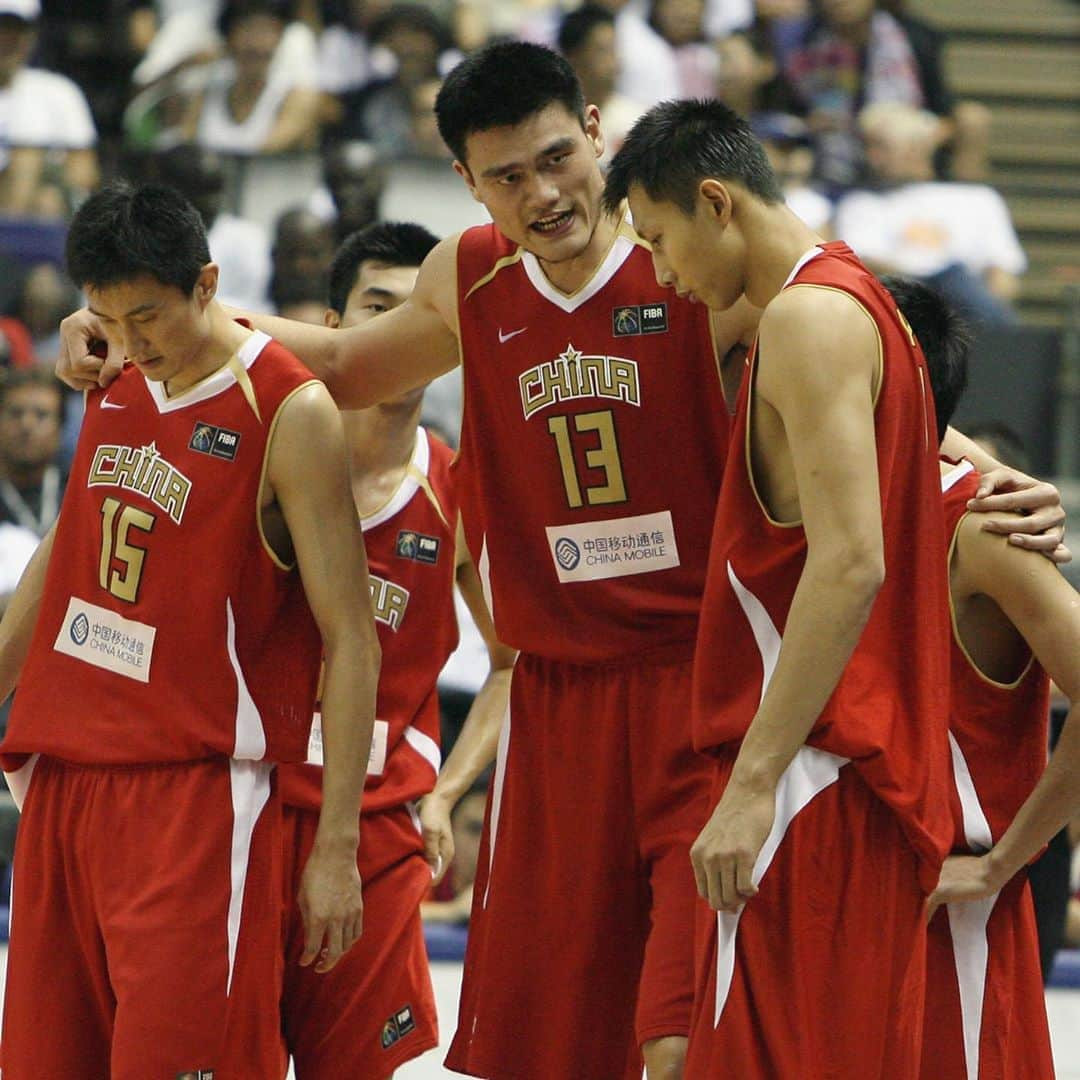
[708,296,760,410]
[0,523,56,701]
[941,426,1068,563]
[56,237,464,408]
[929,518,1080,911]
[691,287,885,912]
[267,382,381,973]
[418,519,516,883]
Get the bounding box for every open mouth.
[531,209,574,236]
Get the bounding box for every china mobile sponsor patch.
[53,597,156,683]
[545,510,680,583]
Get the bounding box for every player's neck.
[742,204,826,310]
[537,208,621,296]
[346,400,424,518]
[162,304,252,398]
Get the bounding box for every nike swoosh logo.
[498,326,527,343]
[100,397,125,410]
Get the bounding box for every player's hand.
[417,790,455,885]
[58,308,123,391]
[968,468,1070,564]
[926,853,1003,919]
[297,841,364,973]
[690,781,775,912]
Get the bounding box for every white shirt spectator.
[0,67,96,171]
[834,182,1026,280]
[207,212,272,313]
[0,522,39,596]
[614,9,680,107]
[786,185,832,234]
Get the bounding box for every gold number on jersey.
[99,496,156,603]
[546,409,628,510]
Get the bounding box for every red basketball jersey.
[454,221,730,663]
[1,331,323,767]
[942,461,1050,849]
[278,430,459,815]
[692,243,953,876]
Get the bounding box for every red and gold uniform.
[0,331,321,1079]
[278,429,458,1078]
[688,244,953,1078]
[921,461,1053,1080]
[446,221,730,1080]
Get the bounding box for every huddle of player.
[0,36,1075,1080]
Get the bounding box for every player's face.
[329,261,424,407]
[455,103,607,264]
[87,269,216,391]
[627,183,745,310]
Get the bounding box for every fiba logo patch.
[613,306,640,336]
[70,612,90,646]
[381,1004,416,1049]
[554,537,581,571]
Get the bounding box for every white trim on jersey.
[3,752,39,812]
[403,723,441,776]
[226,759,272,995]
[942,459,976,494]
[482,694,512,910]
[361,428,429,533]
[520,235,636,314]
[225,597,267,761]
[781,246,824,291]
[727,561,781,709]
[145,330,271,414]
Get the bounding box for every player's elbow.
[826,540,886,605]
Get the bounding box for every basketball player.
[278,221,516,1079]
[886,275,1077,1080]
[55,45,1065,1080]
[604,99,955,1075]
[0,182,376,1078]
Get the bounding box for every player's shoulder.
[761,277,874,342]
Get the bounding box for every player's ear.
[583,104,604,160]
[454,160,482,203]
[324,308,341,329]
[194,263,219,309]
[699,179,733,226]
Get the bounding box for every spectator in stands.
[557,4,643,167]
[833,102,1023,326]
[333,4,457,158]
[783,0,988,192]
[268,205,334,315]
[15,261,78,365]
[591,0,681,107]
[152,143,273,312]
[421,777,488,925]
[648,0,719,98]
[0,366,65,538]
[0,0,99,217]
[315,0,392,97]
[753,111,833,232]
[320,140,385,245]
[189,0,321,154]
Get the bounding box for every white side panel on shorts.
[945,732,997,1080]
[226,759,272,995]
[477,536,493,626]
[726,562,780,709]
[482,695,512,910]
[225,597,267,761]
[714,744,848,1026]
[403,724,441,776]
[3,752,38,812]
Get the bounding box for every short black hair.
[368,3,454,52]
[557,3,614,55]
[435,40,585,164]
[603,98,784,216]
[66,181,210,295]
[881,274,969,443]
[328,221,439,314]
[218,0,292,37]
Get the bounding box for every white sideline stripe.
[714,745,848,1026]
[3,752,38,812]
[403,724,441,776]
[727,562,781,709]
[226,759,271,995]
[482,695,512,910]
[945,732,997,1080]
[225,598,267,761]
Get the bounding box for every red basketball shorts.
[446,643,712,1080]
[686,746,928,1079]
[1,754,281,1079]
[280,801,438,1078]
[922,870,1053,1079]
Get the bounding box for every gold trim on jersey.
[256,379,320,572]
[228,353,263,424]
[407,463,452,531]
[464,248,525,300]
[947,512,1035,690]
[161,331,258,405]
[744,284,885,530]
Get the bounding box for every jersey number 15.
[99,496,156,603]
